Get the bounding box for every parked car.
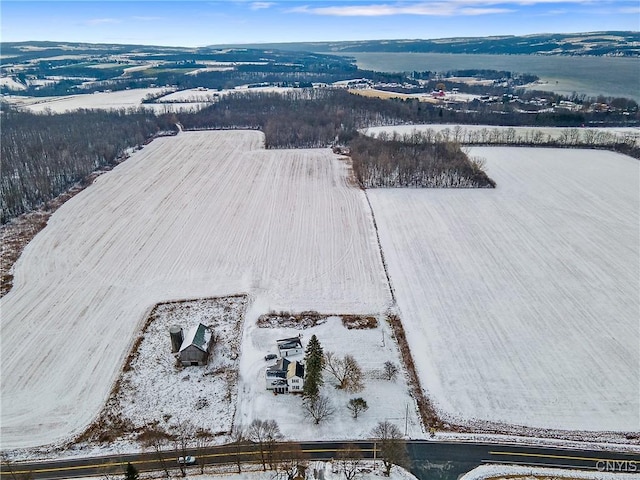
[178,456,197,466]
[264,353,277,361]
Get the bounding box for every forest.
[349,133,495,188]
[0,108,177,222]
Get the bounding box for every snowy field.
[0,130,391,449]
[154,86,294,104]
[369,147,639,432]
[89,296,248,441]
[236,313,421,440]
[460,464,640,480]
[2,88,208,113]
[364,124,640,145]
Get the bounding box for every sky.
[1,0,639,47]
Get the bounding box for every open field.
[349,88,440,104]
[368,147,639,432]
[2,88,208,113]
[0,130,391,449]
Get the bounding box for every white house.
[277,337,303,358]
[266,358,305,394]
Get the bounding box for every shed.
[277,337,303,358]
[178,323,214,366]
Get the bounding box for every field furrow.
[369,147,639,432]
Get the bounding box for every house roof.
[277,337,302,350]
[179,323,213,353]
[267,358,290,378]
[287,360,304,379]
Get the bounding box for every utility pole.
[373,441,377,468]
[404,403,408,437]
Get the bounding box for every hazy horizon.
[2,1,639,48]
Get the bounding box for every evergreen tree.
[303,335,324,399]
[124,462,139,480]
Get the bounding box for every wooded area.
[0,108,177,222]
[349,133,495,188]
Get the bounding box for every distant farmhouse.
[171,323,215,367]
[266,336,306,394]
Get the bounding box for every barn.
[178,323,214,366]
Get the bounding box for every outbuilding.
[276,336,303,358]
[178,323,214,366]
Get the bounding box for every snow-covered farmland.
[1,87,208,113]
[369,147,639,432]
[0,130,391,449]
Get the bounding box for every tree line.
[0,107,178,223]
[385,125,640,159]
[3,87,637,223]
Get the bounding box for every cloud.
[132,16,164,21]
[85,18,121,25]
[289,2,509,16]
[617,5,640,13]
[288,0,629,17]
[250,1,276,9]
[460,7,513,14]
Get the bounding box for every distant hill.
[210,31,640,57]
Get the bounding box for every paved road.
[2,440,638,480]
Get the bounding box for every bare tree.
[229,425,250,474]
[139,426,172,479]
[246,419,283,471]
[324,352,364,392]
[304,394,335,425]
[371,421,409,476]
[195,428,214,474]
[1,453,33,480]
[336,445,364,480]
[382,361,399,381]
[275,443,309,480]
[173,419,196,477]
[347,397,369,419]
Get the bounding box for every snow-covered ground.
[368,147,639,432]
[83,461,419,480]
[156,88,222,102]
[460,464,640,479]
[363,124,640,145]
[236,313,421,439]
[90,296,248,440]
[3,85,299,113]
[1,87,207,113]
[0,76,27,91]
[0,130,391,449]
